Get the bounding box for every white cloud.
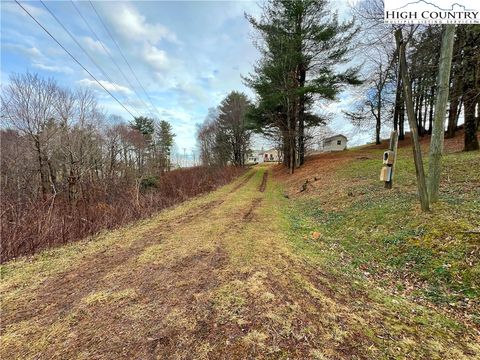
[142,45,169,71]
[1,1,46,19]
[3,43,43,59]
[158,107,193,124]
[80,36,110,55]
[77,78,132,95]
[32,63,74,74]
[107,3,178,45]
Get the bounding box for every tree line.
[1,72,242,261]
[349,2,479,151]
[206,0,478,175]
[244,0,362,174]
[196,0,362,173]
[196,91,252,167]
[1,73,176,201]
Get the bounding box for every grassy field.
[277,137,479,323]
[1,136,479,359]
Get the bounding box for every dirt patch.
[242,198,262,222]
[41,245,230,360]
[350,129,466,153]
[272,131,468,202]
[259,171,268,192]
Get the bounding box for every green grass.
[284,149,480,312]
[2,162,478,359]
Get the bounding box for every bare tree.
[1,73,59,196]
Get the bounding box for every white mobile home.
[323,134,347,152]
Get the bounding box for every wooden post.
[428,24,455,203]
[395,29,430,212]
[385,131,398,189]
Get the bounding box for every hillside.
[1,133,479,359]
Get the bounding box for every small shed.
[323,134,347,152]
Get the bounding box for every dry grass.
[1,154,479,359]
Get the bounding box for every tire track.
[1,198,225,328]
[259,171,268,192]
[229,171,255,193]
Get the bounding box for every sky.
[1,0,373,155]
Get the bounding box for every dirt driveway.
[1,166,478,359]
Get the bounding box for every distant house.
[323,134,347,152]
[246,148,280,164]
[262,148,280,162]
[246,150,261,164]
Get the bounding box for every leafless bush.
[1,166,244,262]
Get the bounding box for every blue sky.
[1,0,373,152]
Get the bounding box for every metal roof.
[323,134,348,142]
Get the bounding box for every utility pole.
[191,148,197,167]
[395,29,429,212]
[428,25,455,203]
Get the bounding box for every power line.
[39,0,143,117]
[14,0,137,118]
[39,0,141,117]
[70,0,155,118]
[89,0,163,120]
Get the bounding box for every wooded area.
[348,1,479,153]
[245,0,361,174]
[196,91,252,167]
[196,0,479,178]
[1,73,243,261]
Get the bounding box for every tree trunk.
[464,95,479,151]
[428,85,435,134]
[395,29,429,212]
[399,102,405,140]
[289,115,296,174]
[282,133,289,167]
[428,24,455,203]
[393,72,402,132]
[288,132,294,175]
[417,90,425,136]
[422,87,429,133]
[298,108,305,165]
[463,26,480,151]
[447,27,465,138]
[375,103,381,145]
[296,11,306,166]
[447,84,462,138]
[34,137,48,197]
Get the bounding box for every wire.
[89,0,163,120]
[39,0,142,116]
[14,0,137,118]
[70,0,155,118]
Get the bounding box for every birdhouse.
[380,166,392,182]
[383,150,395,165]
